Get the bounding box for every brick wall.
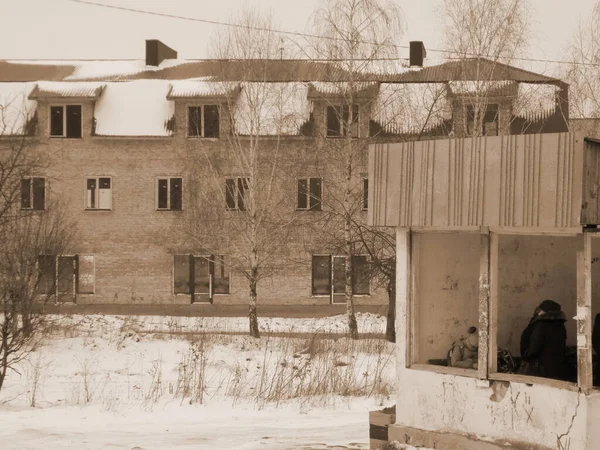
[31,96,388,306]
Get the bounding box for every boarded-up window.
[225,177,249,211]
[157,177,183,210]
[312,255,331,295]
[188,105,220,138]
[174,255,190,294]
[351,255,370,295]
[77,255,95,294]
[21,177,45,210]
[326,105,359,138]
[57,256,75,297]
[297,178,322,211]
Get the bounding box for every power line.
[23,0,600,69]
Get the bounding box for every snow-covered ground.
[0,313,416,450]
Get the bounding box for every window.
[157,177,183,211]
[174,254,230,302]
[362,177,368,210]
[188,105,220,138]
[36,254,95,298]
[21,177,45,210]
[326,104,359,138]
[50,105,82,138]
[85,177,112,210]
[466,104,498,136]
[297,178,322,211]
[311,255,370,297]
[226,177,249,211]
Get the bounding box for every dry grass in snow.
[0,314,395,449]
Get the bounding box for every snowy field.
[0,313,424,450]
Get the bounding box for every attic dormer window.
[50,105,82,138]
[326,104,359,138]
[188,105,220,138]
[466,104,498,137]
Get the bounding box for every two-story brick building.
[0,40,569,307]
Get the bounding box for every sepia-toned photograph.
[1,0,599,448]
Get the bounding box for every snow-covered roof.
[514,83,559,121]
[374,83,452,134]
[447,80,514,95]
[234,82,311,136]
[30,81,105,99]
[0,82,37,136]
[309,82,378,96]
[94,81,174,136]
[168,80,237,99]
[9,59,186,81]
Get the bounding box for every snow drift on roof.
[9,59,186,81]
[234,82,311,136]
[0,82,37,136]
[31,81,105,99]
[168,80,237,98]
[94,80,174,136]
[514,83,558,121]
[374,83,452,134]
[447,80,514,95]
[310,82,378,96]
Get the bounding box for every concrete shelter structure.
[368,132,600,449]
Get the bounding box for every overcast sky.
[0,0,596,76]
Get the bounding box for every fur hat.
[539,299,561,313]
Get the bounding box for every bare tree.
[564,2,600,134]
[178,11,304,338]
[306,0,403,339]
[0,92,73,390]
[440,0,533,137]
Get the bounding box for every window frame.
[406,229,582,390]
[84,176,112,211]
[225,177,250,211]
[20,176,46,211]
[187,104,221,138]
[49,104,83,138]
[311,254,371,300]
[362,177,368,211]
[325,104,360,139]
[296,177,323,211]
[173,254,231,301]
[36,254,95,301]
[466,103,499,137]
[156,176,183,211]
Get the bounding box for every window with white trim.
[188,105,220,138]
[297,177,322,211]
[21,177,45,210]
[85,177,112,210]
[50,105,82,138]
[157,177,183,211]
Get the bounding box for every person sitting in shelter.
[519,299,567,380]
[448,326,478,369]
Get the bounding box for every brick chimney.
[145,40,178,66]
[409,41,427,68]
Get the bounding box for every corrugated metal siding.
[368,132,585,229]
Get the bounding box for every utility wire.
[21,0,597,69]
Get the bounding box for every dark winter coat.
[519,311,567,380]
[593,313,600,357]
